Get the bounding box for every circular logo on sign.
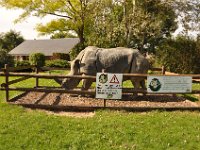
[99,74,108,84]
[149,78,162,91]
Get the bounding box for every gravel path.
[12,92,199,108]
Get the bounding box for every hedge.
[29,53,45,67]
[45,59,70,68]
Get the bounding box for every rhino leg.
[54,78,63,85]
[80,79,93,97]
[131,78,146,96]
[140,80,146,96]
[82,79,93,90]
[131,78,140,96]
[140,80,146,89]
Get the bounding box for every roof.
[9,38,79,56]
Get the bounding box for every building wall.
[14,56,53,61]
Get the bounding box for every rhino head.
[54,59,82,89]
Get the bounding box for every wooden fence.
[1,64,200,111]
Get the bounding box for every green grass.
[1,73,200,149]
[0,106,200,149]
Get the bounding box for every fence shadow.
[122,94,186,102]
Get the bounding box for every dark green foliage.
[86,0,177,54]
[0,49,14,68]
[14,60,32,72]
[45,59,70,68]
[69,43,85,60]
[29,53,45,67]
[156,36,200,73]
[50,32,77,39]
[15,60,30,67]
[0,30,24,52]
[52,53,70,61]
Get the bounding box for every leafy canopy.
[0,30,24,52]
[156,36,200,74]
[0,0,199,55]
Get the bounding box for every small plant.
[52,53,70,61]
[29,53,45,67]
[0,49,14,68]
[15,60,30,67]
[14,60,32,72]
[45,59,70,68]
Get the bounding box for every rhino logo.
[99,74,108,84]
[149,78,162,91]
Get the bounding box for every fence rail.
[1,64,200,105]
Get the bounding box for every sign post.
[147,76,192,93]
[96,73,123,100]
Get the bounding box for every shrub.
[45,59,70,68]
[156,36,200,74]
[0,49,14,68]
[15,60,30,67]
[14,60,32,72]
[69,43,85,60]
[52,53,70,61]
[29,53,45,67]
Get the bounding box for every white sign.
[96,73,123,99]
[147,76,192,93]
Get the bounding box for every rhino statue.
[55,46,149,92]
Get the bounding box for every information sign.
[96,73,123,99]
[147,76,192,93]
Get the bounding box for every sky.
[0,7,198,40]
[0,7,55,40]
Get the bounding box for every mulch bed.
[10,92,199,109]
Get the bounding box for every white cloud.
[0,7,55,40]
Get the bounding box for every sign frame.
[147,76,192,93]
[96,73,123,99]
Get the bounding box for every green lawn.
[0,73,200,149]
[1,105,200,149]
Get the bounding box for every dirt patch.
[25,108,95,117]
[12,92,198,108]
[43,110,95,118]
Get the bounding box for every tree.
[29,53,45,67]
[86,0,177,53]
[0,48,14,68]
[0,30,24,52]
[172,0,200,35]
[1,0,199,55]
[0,0,93,47]
[156,36,200,74]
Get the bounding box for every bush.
[156,36,200,74]
[14,60,32,72]
[45,59,70,68]
[0,49,14,68]
[29,53,45,67]
[52,53,70,61]
[15,60,30,67]
[69,43,85,60]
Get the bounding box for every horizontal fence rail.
[1,64,200,107]
[1,65,35,72]
[40,66,68,71]
[3,72,200,79]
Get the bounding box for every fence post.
[101,69,106,108]
[4,64,9,102]
[35,65,39,88]
[162,66,166,75]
